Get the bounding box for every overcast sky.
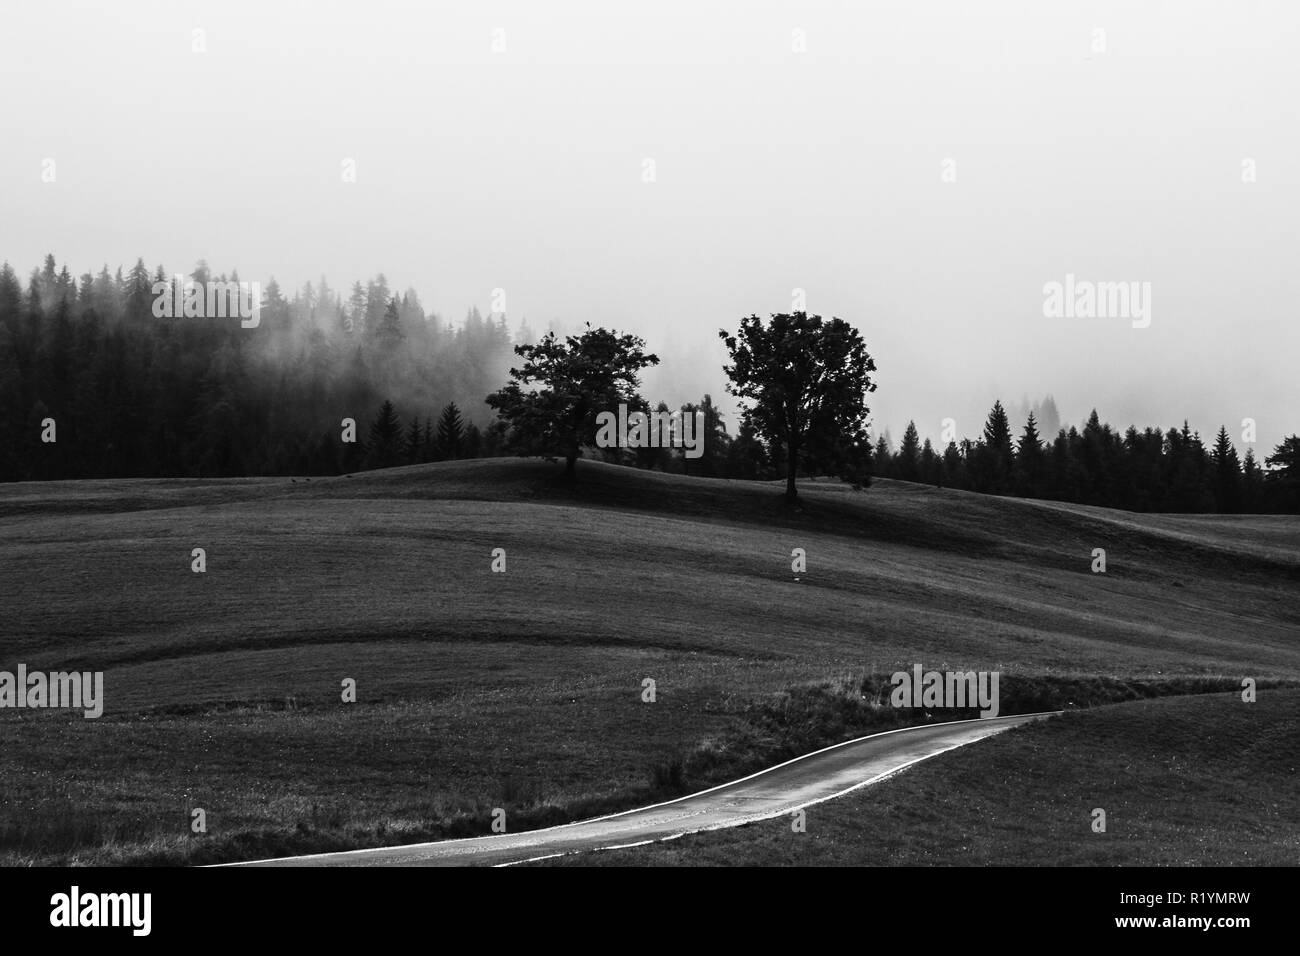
[2,0,1296,452]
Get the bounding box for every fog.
[2,0,1296,452]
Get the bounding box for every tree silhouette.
[873,432,893,479]
[375,297,405,346]
[436,402,465,460]
[1015,412,1045,497]
[404,415,422,465]
[1264,435,1300,511]
[897,421,921,482]
[920,438,941,486]
[365,399,402,469]
[719,312,876,501]
[679,393,731,477]
[975,400,1014,494]
[1210,426,1242,513]
[1242,447,1264,512]
[487,324,658,478]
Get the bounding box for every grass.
[536,688,1300,866]
[0,458,1297,864]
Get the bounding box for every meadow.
[1,459,1296,864]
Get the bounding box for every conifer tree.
[365,399,403,469]
[874,432,893,479]
[897,421,921,481]
[919,438,941,486]
[978,400,1015,494]
[1210,426,1242,513]
[375,297,405,345]
[436,402,465,460]
[1015,411,1045,497]
[422,417,435,463]
[404,415,422,464]
[1242,447,1263,513]
[1264,435,1300,511]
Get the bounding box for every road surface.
[225,712,1056,867]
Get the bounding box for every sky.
[2,0,1297,454]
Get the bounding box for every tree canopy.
[719,312,876,501]
[486,324,658,477]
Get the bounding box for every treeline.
[0,255,528,480]
[588,394,767,480]
[353,391,772,478]
[359,400,498,469]
[873,401,1300,514]
[0,252,775,484]
[6,256,1298,515]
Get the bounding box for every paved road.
[227,712,1056,867]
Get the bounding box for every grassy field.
[537,689,1300,866]
[1,458,1297,864]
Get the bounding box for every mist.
[2,0,1296,453]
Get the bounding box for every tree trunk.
[564,451,577,479]
[785,447,798,501]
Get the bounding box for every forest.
[2,255,1296,514]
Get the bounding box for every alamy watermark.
[0,665,103,718]
[595,403,704,459]
[50,886,150,936]
[1043,273,1151,328]
[152,277,262,328]
[890,664,1000,718]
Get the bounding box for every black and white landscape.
[0,0,1296,901]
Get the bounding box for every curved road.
[227,712,1056,867]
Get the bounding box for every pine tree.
[56,265,75,309]
[897,421,921,481]
[942,441,964,489]
[436,402,464,460]
[633,401,673,472]
[873,432,893,479]
[1048,429,1080,501]
[422,417,435,463]
[347,281,366,335]
[983,401,1014,453]
[1175,424,1215,512]
[978,400,1015,494]
[1264,436,1300,512]
[126,258,153,321]
[40,254,57,309]
[404,415,422,464]
[1210,426,1242,513]
[680,393,730,477]
[1079,409,1117,504]
[1242,447,1263,513]
[0,262,22,322]
[91,264,114,316]
[375,297,405,346]
[364,275,391,334]
[919,438,941,486]
[463,422,483,459]
[0,323,23,480]
[365,399,402,469]
[1015,412,1045,497]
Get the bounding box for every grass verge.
[537,688,1300,866]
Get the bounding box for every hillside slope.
[3,458,1296,679]
[0,459,1295,864]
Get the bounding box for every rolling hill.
[1,458,1296,863]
